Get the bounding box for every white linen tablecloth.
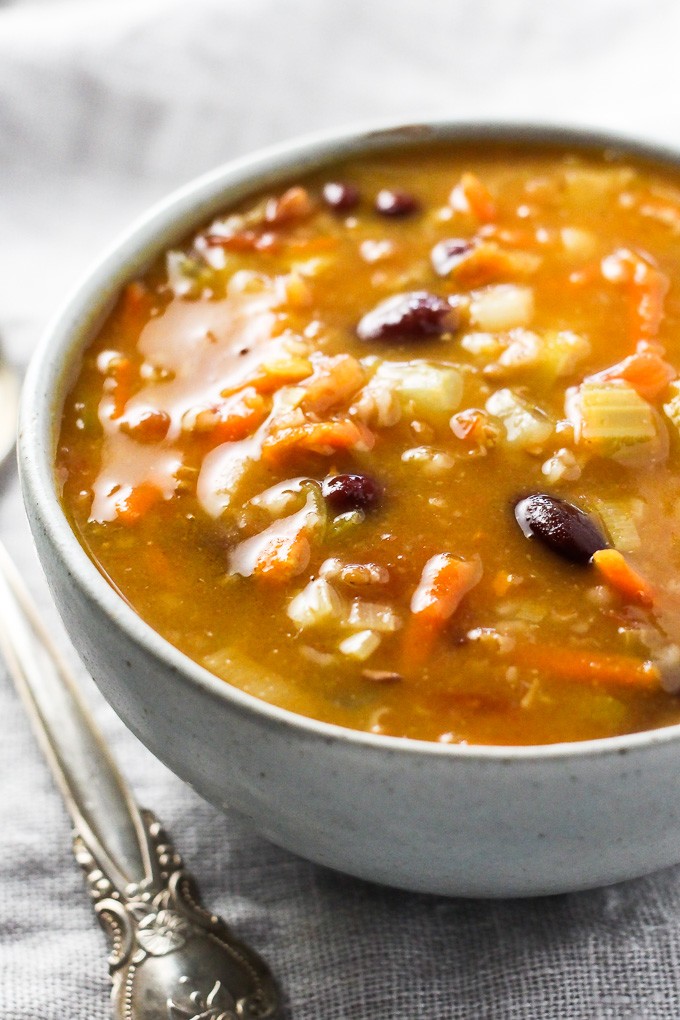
[4,1,680,1015]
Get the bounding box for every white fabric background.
[3,0,680,1016]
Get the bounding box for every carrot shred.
[119,281,153,332]
[403,553,483,671]
[221,358,313,398]
[591,548,656,607]
[300,354,365,415]
[511,642,660,690]
[108,356,135,420]
[252,533,311,583]
[452,172,497,222]
[602,248,669,343]
[261,419,374,465]
[585,349,676,401]
[114,482,162,524]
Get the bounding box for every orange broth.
[57,143,680,745]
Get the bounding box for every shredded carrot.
[586,349,676,401]
[300,355,365,415]
[114,482,162,524]
[602,248,669,343]
[187,388,268,444]
[403,553,483,671]
[108,356,135,420]
[252,533,311,583]
[119,281,154,335]
[221,358,313,397]
[591,548,655,607]
[511,642,660,690]
[451,172,497,222]
[262,419,374,465]
[449,243,540,287]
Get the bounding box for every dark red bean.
[514,494,608,564]
[322,473,382,513]
[357,291,459,342]
[322,181,360,212]
[431,238,476,277]
[375,189,420,217]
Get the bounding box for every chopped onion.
[469,284,534,331]
[344,600,402,633]
[485,388,553,450]
[287,578,345,629]
[338,630,382,660]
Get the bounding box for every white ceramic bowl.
[19,120,680,897]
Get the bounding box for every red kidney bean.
[357,291,459,342]
[514,494,608,564]
[322,474,383,513]
[322,181,361,212]
[375,189,420,217]
[431,238,476,277]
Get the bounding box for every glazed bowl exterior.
[19,120,680,898]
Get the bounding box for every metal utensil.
[0,541,280,1019]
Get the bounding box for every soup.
[57,142,680,745]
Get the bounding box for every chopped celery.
[591,497,644,553]
[338,630,382,660]
[485,388,553,450]
[374,360,464,420]
[570,381,667,466]
[492,329,590,383]
[329,510,365,539]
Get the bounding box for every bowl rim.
[20,115,680,763]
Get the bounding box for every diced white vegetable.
[469,284,534,331]
[401,446,455,475]
[344,600,402,633]
[375,360,464,419]
[541,448,581,484]
[319,559,390,587]
[485,388,553,450]
[338,630,382,660]
[287,578,345,629]
[560,227,597,258]
[490,329,590,381]
[568,381,668,467]
[351,377,402,428]
[465,627,516,654]
[460,332,504,359]
[359,239,396,263]
[591,497,644,553]
[299,645,337,667]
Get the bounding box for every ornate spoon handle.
[0,542,280,1020]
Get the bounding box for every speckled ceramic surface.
[19,121,680,897]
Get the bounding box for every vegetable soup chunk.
[58,142,680,744]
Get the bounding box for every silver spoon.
[0,537,281,1011]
